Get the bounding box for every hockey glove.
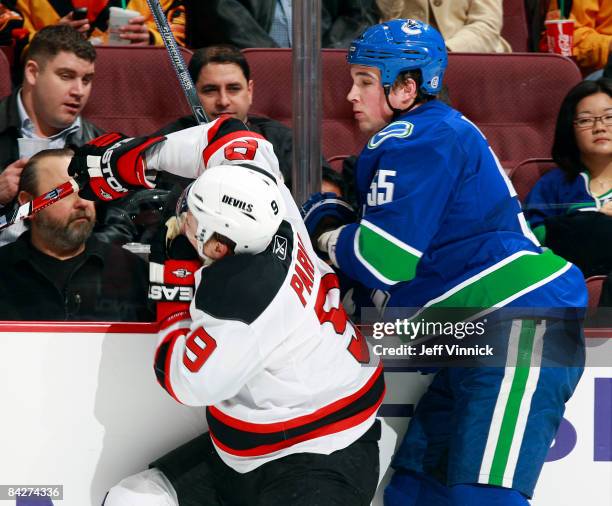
[149,214,202,322]
[301,192,356,261]
[68,132,166,202]
[301,192,357,236]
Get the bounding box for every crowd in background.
[0,6,607,506]
[0,0,610,322]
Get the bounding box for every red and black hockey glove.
[68,132,165,201]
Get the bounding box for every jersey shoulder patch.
[195,221,294,324]
[367,120,414,150]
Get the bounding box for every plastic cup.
[17,137,51,158]
[545,19,574,57]
[108,7,141,45]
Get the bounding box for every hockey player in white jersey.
[68,123,384,505]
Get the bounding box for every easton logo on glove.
[68,133,166,201]
[149,284,194,302]
[149,257,202,321]
[100,139,133,193]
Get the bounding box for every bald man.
[0,148,153,321]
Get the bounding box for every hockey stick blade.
[0,178,80,231]
[145,0,208,124]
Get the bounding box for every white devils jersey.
[146,116,284,184]
[145,116,310,233]
[150,117,384,473]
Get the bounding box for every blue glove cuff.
[301,192,357,236]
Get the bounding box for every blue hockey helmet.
[347,19,447,95]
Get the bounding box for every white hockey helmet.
[182,163,286,261]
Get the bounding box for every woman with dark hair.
[524,77,612,277]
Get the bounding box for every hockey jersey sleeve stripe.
[361,219,422,257]
[206,115,233,144]
[154,312,192,404]
[532,225,546,245]
[154,327,188,404]
[205,364,384,455]
[354,220,422,285]
[203,130,267,166]
[88,132,123,147]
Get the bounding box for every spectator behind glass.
[0,24,139,246]
[376,0,511,52]
[14,0,185,47]
[156,44,348,196]
[184,0,379,49]
[524,78,612,277]
[0,24,102,244]
[0,148,154,321]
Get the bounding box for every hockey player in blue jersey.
[302,19,587,506]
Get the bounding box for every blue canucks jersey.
[524,168,611,242]
[334,100,586,313]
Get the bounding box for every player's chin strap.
[383,84,421,120]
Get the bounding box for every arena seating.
[242,48,370,161]
[0,49,11,99]
[326,154,351,173]
[82,47,581,172]
[444,53,580,169]
[502,0,529,52]
[509,157,557,203]
[82,46,194,136]
[586,275,607,308]
[243,49,582,168]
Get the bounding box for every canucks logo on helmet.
[401,20,422,35]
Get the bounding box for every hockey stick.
[0,178,80,231]
[145,0,209,124]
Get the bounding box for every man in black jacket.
[0,25,103,241]
[184,0,379,49]
[0,148,154,321]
